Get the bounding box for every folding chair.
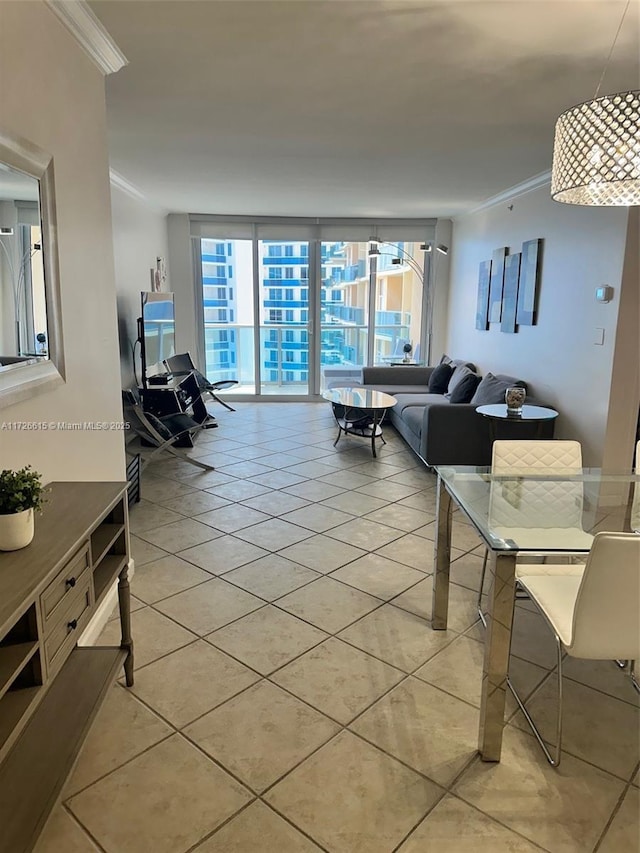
[164,352,238,412]
[122,389,214,471]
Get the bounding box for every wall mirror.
[0,131,64,407]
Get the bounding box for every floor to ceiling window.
[258,240,310,395]
[320,241,369,379]
[193,219,434,398]
[372,241,424,363]
[201,237,255,393]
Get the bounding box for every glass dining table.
[432,465,640,762]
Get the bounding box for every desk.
[432,466,639,762]
[323,387,396,458]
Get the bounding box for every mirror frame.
[0,130,65,407]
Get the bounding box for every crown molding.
[109,169,168,214]
[462,170,552,218]
[45,0,128,75]
[109,169,147,202]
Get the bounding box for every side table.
[476,403,559,442]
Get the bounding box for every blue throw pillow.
[449,373,481,403]
[428,363,453,394]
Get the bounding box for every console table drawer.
[40,545,90,626]
[44,579,92,677]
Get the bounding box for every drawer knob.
[67,618,78,631]
[65,577,77,588]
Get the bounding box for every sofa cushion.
[428,363,453,394]
[445,365,477,399]
[401,406,425,438]
[392,392,451,416]
[361,384,432,396]
[470,372,527,406]
[449,372,481,403]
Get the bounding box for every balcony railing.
[323,305,365,325]
[203,320,412,392]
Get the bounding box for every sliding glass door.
[195,222,433,398]
[201,237,256,393]
[320,241,370,387]
[258,240,310,395]
[372,241,424,363]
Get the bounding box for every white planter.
[0,508,35,551]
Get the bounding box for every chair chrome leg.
[141,438,215,471]
[477,548,488,627]
[631,661,640,695]
[210,392,235,412]
[615,659,628,669]
[508,634,563,767]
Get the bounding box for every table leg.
[118,564,134,686]
[479,551,517,761]
[371,410,379,458]
[331,403,343,447]
[432,478,452,630]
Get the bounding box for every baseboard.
[79,558,136,646]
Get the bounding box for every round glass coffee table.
[322,387,397,458]
[476,403,559,441]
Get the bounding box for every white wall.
[167,214,200,363]
[111,187,169,387]
[446,184,633,465]
[0,1,125,480]
[602,209,640,471]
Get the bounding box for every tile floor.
[35,403,639,853]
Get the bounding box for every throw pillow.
[470,372,527,406]
[439,354,477,371]
[445,364,476,399]
[428,362,453,394]
[449,372,481,403]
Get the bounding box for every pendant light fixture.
[551,1,639,206]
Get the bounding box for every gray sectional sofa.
[361,363,554,466]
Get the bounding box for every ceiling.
[90,0,640,218]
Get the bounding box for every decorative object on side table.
[0,465,46,551]
[402,343,413,363]
[505,386,526,415]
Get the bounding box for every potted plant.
[0,466,46,551]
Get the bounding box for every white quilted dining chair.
[510,531,640,766]
[477,439,588,626]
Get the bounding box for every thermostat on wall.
[595,285,613,303]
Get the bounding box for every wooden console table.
[0,482,133,853]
